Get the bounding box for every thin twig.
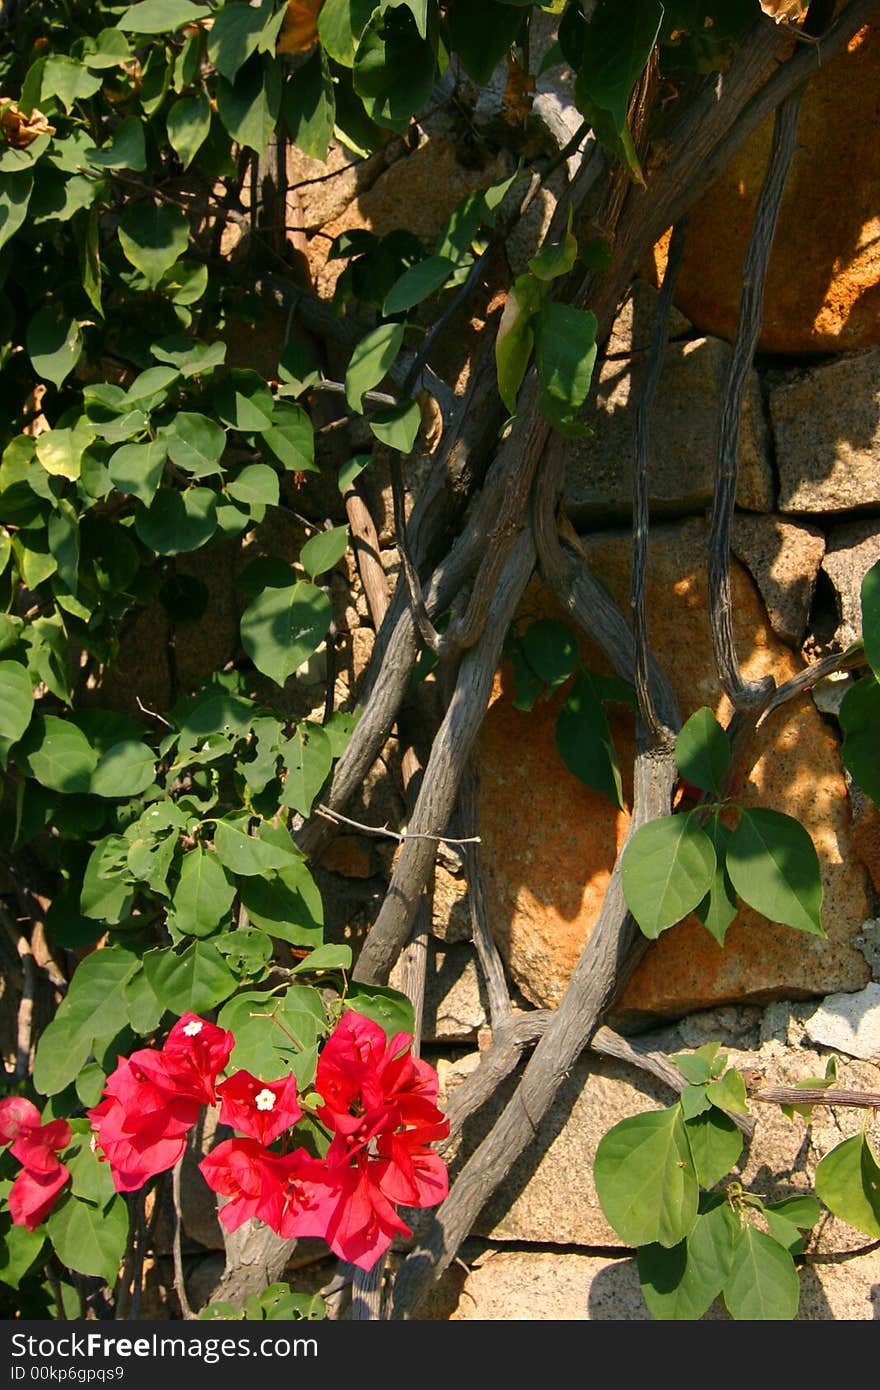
[457,764,510,1032]
[760,644,867,721]
[171,1160,194,1320]
[315,803,480,846]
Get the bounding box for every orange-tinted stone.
[474,519,871,1016]
[649,26,880,353]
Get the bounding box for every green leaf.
[766,1193,821,1230]
[239,862,323,947]
[0,1216,45,1290]
[216,56,281,156]
[705,1068,749,1116]
[240,579,332,686]
[638,1198,738,1321]
[0,661,34,746]
[46,1193,129,1285]
[383,256,455,315]
[815,1133,880,1239]
[353,6,436,132]
[86,116,146,171]
[338,454,371,493]
[219,985,325,1083]
[726,807,824,936]
[694,814,738,946]
[447,0,523,84]
[143,939,237,1015]
[227,464,279,507]
[261,403,315,472]
[345,322,405,412]
[108,440,167,504]
[64,1126,116,1208]
[723,1225,799,1320]
[160,412,227,476]
[528,226,578,282]
[669,1042,723,1086]
[0,173,33,252]
[683,1109,744,1189]
[678,1084,711,1121]
[300,526,349,581]
[555,669,625,807]
[214,369,274,431]
[35,423,94,482]
[282,48,336,161]
[18,715,98,793]
[676,706,731,796]
[214,818,299,876]
[80,836,135,924]
[840,672,880,805]
[621,813,717,939]
[344,982,415,1039]
[495,272,542,413]
[125,968,164,1035]
[40,57,103,111]
[594,1107,699,1248]
[167,94,212,169]
[521,619,578,690]
[862,558,880,678]
[208,0,281,81]
[318,0,375,66]
[27,306,83,388]
[292,943,353,976]
[369,400,421,453]
[574,0,663,131]
[118,0,211,33]
[534,300,597,428]
[171,847,236,937]
[90,740,157,798]
[134,487,217,555]
[118,203,190,288]
[281,722,334,816]
[33,947,140,1093]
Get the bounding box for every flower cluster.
[86,1009,448,1271]
[88,1013,234,1191]
[0,1096,71,1231]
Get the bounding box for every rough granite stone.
[803,983,880,1059]
[731,514,825,648]
[475,520,871,1015]
[426,1244,880,1320]
[604,279,692,358]
[773,351,880,514]
[647,24,880,354]
[820,518,880,648]
[390,941,487,1043]
[564,337,773,525]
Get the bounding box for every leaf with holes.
[281,722,334,816]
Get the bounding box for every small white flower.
[183,1020,203,1037]
[255,1089,276,1111]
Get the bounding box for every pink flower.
[89,1052,202,1193]
[0,1098,71,1230]
[198,1139,289,1233]
[373,1128,449,1209]
[320,1159,411,1270]
[138,1014,233,1107]
[0,1097,42,1143]
[217,1070,301,1147]
[8,1165,70,1232]
[315,1011,448,1140]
